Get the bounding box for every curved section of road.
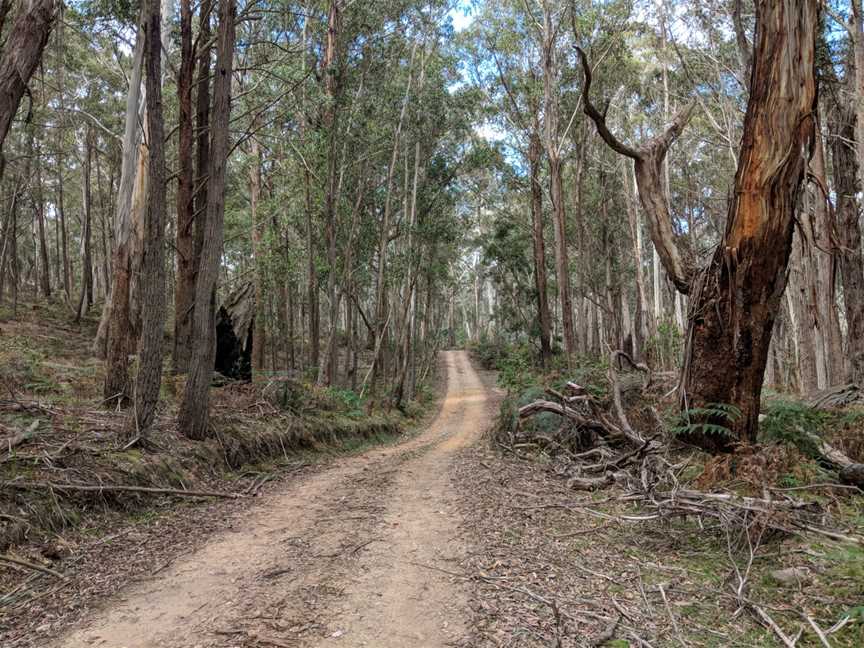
[56,350,491,648]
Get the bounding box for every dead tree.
[578,0,820,450]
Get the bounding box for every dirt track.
[56,350,492,648]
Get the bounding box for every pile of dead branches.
[515,351,864,547]
[513,351,661,490]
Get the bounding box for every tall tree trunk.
[286,242,296,371]
[0,0,56,179]
[394,141,421,406]
[624,161,649,361]
[10,186,17,316]
[249,134,266,378]
[75,130,94,323]
[580,0,818,449]
[830,86,864,383]
[101,26,146,403]
[56,150,70,300]
[528,112,552,365]
[681,0,818,447]
[373,42,418,391]
[0,176,22,310]
[132,0,168,434]
[305,176,319,371]
[295,10,319,373]
[173,0,196,373]
[540,7,575,364]
[787,227,819,392]
[851,1,864,198]
[94,149,111,302]
[34,144,50,298]
[317,0,342,387]
[178,0,236,440]
[809,124,844,385]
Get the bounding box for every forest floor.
[1,305,861,647]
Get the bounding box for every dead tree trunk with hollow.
[578,0,819,450]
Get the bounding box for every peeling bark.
[580,0,819,449]
[681,0,818,447]
[0,0,57,177]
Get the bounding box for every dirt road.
[56,350,493,648]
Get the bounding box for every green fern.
[671,403,742,439]
[758,398,827,457]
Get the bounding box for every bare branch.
[576,46,695,293]
[575,46,640,160]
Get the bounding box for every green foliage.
[758,399,828,458]
[512,385,560,437]
[321,387,365,418]
[268,381,366,419]
[557,357,609,399]
[470,338,510,370]
[0,336,58,395]
[671,403,741,440]
[646,319,684,368]
[496,343,540,393]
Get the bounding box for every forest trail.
[55,350,491,648]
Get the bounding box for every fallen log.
[808,383,863,409]
[804,432,864,489]
[2,420,41,453]
[567,472,616,491]
[518,400,598,426]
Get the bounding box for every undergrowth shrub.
[264,380,366,417]
[561,357,609,399]
[497,344,539,393]
[758,398,828,458]
[696,443,823,491]
[470,338,510,370]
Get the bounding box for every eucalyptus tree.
[580,0,820,447]
[464,1,554,365]
[0,0,58,175]
[131,0,169,435]
[178,0,237,440]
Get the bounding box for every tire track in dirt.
[54,350,492,648]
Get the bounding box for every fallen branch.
[0,554,67,580]
[750,603,799,648]
[802,613,832,648]
[515,348,863,556]
[2,480,242,499]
